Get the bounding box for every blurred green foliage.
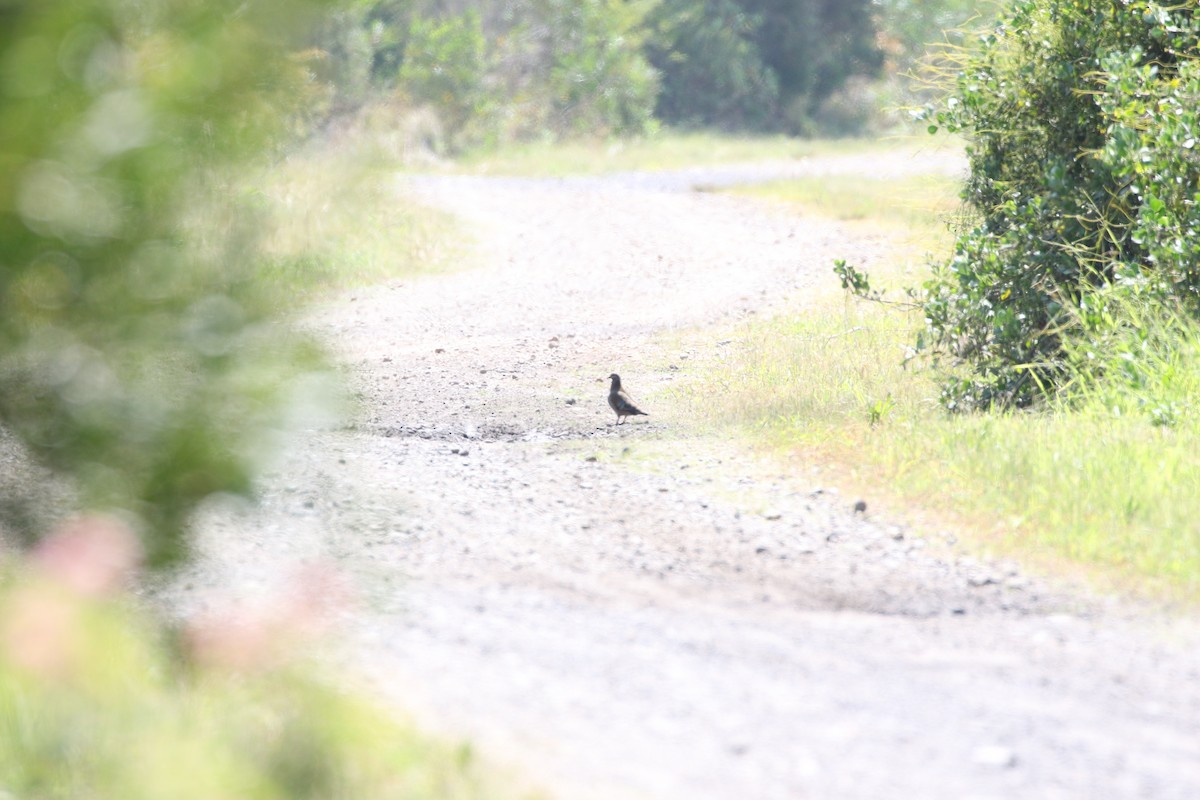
[311,0,1002,144]
[914,0,1200,410]
[0,0,335,567]
[312,0,660,151]
[0,565,519,799]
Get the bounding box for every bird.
[607,373,648,425]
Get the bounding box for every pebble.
[971,745,1018,769]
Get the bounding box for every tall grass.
[684,153,1200,600]
[254,143,463,305]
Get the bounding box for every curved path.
[174,148,1200,800]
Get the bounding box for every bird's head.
[607,373,620,386]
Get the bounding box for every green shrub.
[916,0,1200,410]
[482,0,660,142]
[399,11,491,150]
[0,0,332,567]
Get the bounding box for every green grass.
[729,173,967,257]
[451,130,928,177]
[680,147,1200,601]
[254,144,464,304]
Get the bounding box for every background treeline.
[307,0,988,151]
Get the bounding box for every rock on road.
[172,149,1200,800]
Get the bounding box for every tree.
[648,0,883,132]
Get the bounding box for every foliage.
[873,0,992,72]
[0,0,335,567]
[398,10,490,148]
[697,151,1200,596]
[489,0,661,142]
[916,0,1200,409]
[329,0,660,150]
[0,533,520,799]
[648,0,883,132]
[646,0,779,129]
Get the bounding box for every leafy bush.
[917,0,1200,410]
[448,0,661,144]
[398,11,491,150]
[0,0,334,567]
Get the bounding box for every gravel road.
[170,148,1200,799]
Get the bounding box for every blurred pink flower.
[32,513,142,596]
[185,562,351,671]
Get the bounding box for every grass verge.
[254,142,463,305]
[679,144,1200,601]
[452,130,926,177]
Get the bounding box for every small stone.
[853,500,867,514]
[458,449,470,457]
[585,455,598,462]
[763,510,783,521]
[566,398,577,405]
[972,745,1017,768]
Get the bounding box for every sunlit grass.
[452,130,929,177]
[679,148,1200,600]
[254,144,463,304]
[728,173,967,260]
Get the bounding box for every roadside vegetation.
[686,0,1200,601]
[0,1,512,795]
[454,131,907,177]
[691,155,1200,600]
[0,547,518,799]
[7,0,1198,794]
[256,143,462,305]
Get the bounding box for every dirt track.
[170,149,1200,799]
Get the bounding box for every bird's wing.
[613,391,644,415]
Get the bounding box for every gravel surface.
[167,148,1200,800]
